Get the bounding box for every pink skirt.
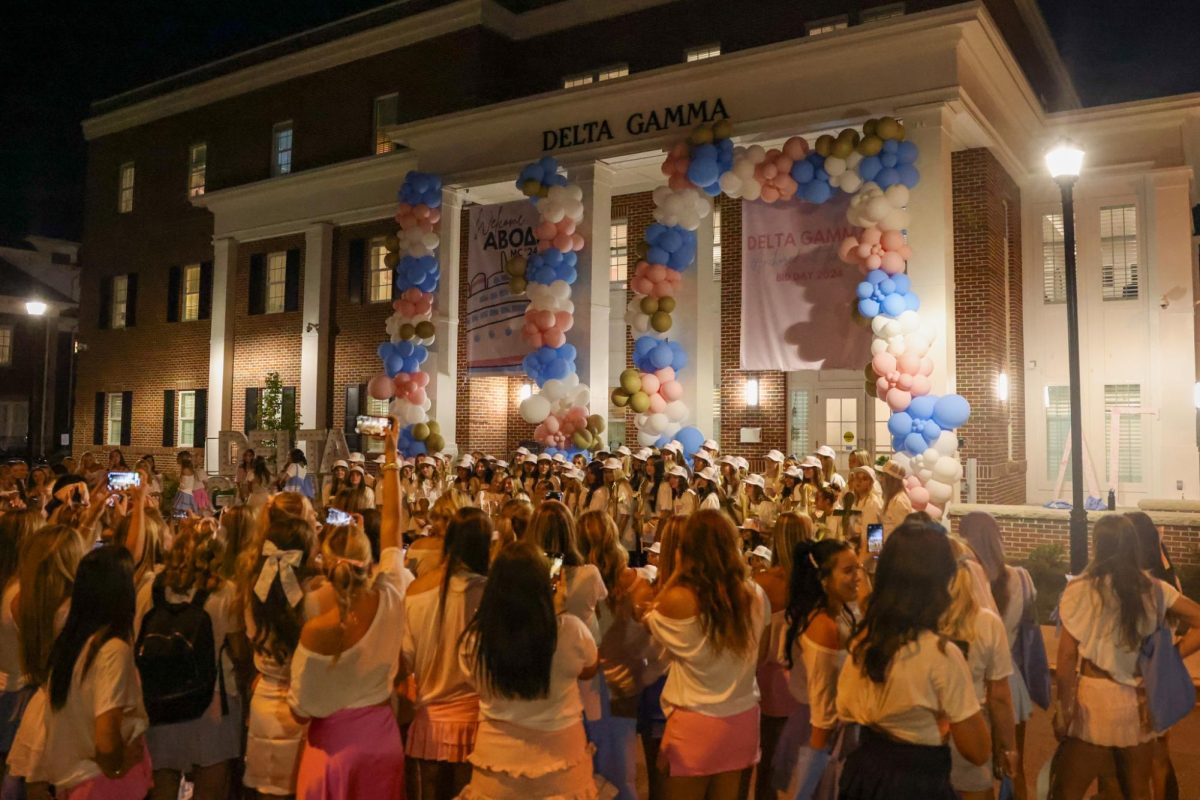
[757,662,802,718]
[296,704,405,800]
[660,705,760,777]
[407,696,480,762]
[61,750,153,799]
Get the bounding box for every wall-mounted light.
[518,383,534,402]
[996,372,1009,403]
[25,300,47,316]
[1042,386,1050,408]
[1193,381,1200,410]
[744,377,760,408]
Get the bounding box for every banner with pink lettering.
[740,194,871,370]
[467,200,540,374]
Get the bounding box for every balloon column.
[367,171,446,456]
[508,157,604,454]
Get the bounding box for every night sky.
[1,0,1197,242]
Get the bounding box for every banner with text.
[467,200,539,374]
[740,194,872,371]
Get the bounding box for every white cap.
[851,465,875,480]
[750,545,773,561]
[736,456,749,471]
[719,455,739,467]
[668,465,690,479]
[494,460,509,469]
[373,455,386,464]
[537,452,551,462]
[663,441,683,454]
[350,464,366,475]
[564,468,583,481]
[765,449,785,462]
[648,541,662,554]
[815,445,837,459]
[603,458,623,471]
[522,454,538,464]
[419,455,437,466]
[703,439,719,451]
[633,448,652,461]
[616,446,631,456]
[457,457,473,469]
[801,456,822,469]
[696,465,720,483]
[349,452,366,463]
[333,459,349,470]
[552,453,566,463]
[516,447,531,456]
[785,466,803,479]
[693,450,713,465]
[743,474,766,490]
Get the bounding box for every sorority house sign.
[542,97,729,152]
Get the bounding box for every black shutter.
[284,248,301,312]
[93,392,105,445]
[198,261,213,320]
[119,391,133,446]
[282,386,297,429]
[193,389,208,445]
[347,239,366,304]
[98,277,112,329]
[248,254,266,315]
[124,273,138,327]
[166,265,181,322]
[162,390,176,447]
[244,388,260,433]
[344,384,362,451]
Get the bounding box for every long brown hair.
[244,517,314,665]
[771,513,812,573]
[577,510,627,608]
[656,514,688,583]
[525,500,583,566]
[0,510,44,591]
[673,510,755,656]
[18,525,86,686]
[1086,515,1152,651]
[218,506,257,580]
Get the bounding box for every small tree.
[259,371,285,432]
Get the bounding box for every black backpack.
[135,579,227,726]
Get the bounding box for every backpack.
[135,579,226,726]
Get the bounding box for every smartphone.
[547,553,564,588]
[356,415,390,437]
[544,490,564,502]
[867,523,884,555]
[173,509,189,520]
[107,471,141,491]
[326,508,353,526]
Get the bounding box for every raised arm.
[379,417,402,553]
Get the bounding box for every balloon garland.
[506,157,605,454]
[368,170,446,456]
[611,116,971,518]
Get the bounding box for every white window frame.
[807,15,849,35]
[861,3,904,22]
[1099,204,1138,301]
[368,237,392,302]
[266,251,288,314]
[712,207,723,281]
[0,326,11,366]
[1041,212,1067,304]
[609,218,628,285]
[111,274,129,330]
[1104,384,1143,484]
[686,44,721,62]
[365,396,390,453]
[373,94,399,155]
[118,162,135,213]
[1045,385,1072,481]
[182,264,202,321]
[178,390,196,448]
[563,64,628,88]
[188,142,207,197]
[106,393,123,447]
[272,121,293,176]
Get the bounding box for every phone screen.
[547,553,564,587]
[326,508,353,526]
[356,415,390,437]
[867,524,884,555]
[107,471,141,491]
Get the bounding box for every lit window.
[1100,205,1138,300]
[1105,384,1142,483]
[178,390,196,448]
[272,121,293,176]
[610,219,628,284]
[563,64,628,88]
[369,238,392,302]
[373,94,399,155]
[789,389,810,457]
[118,162,135,213]
[712,207,722,280]
[873,397,893,459]
[106,393,123,446]
[111,275,129,329]
[182,264,202,321]
[597,64,629,82]
[1045,385,1072,480]
[0,327,11,366]
[365,396,390,453]
[188,143,207,197]
[562,74,594,89]
[861,3,904,22]
[1041,213,1067,304]
[266,251,287,313]
[807,16,849,35]
[686,44,721,62]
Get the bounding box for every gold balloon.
[508,276,527,295]
[537,185,550,198]
[690,125,714,145]
[415,320,435,339]
[588,414,606,433]
[506,255,527,276]
[831,138,854,159]
[629,391,651,413]
[838,128,861,146]
[573,431,592,449]
[876,116,900,140]
[894,121,906,141]
[384,234,399,251]
[658,296,677,313]
[814,134,835,157]
[427,420,440,435]
[384,252,398,269]
[864,361,877,381]
[521,179,541,197]
[857,135,883,157]
[399,323,416,340]
[620,368,642,393]
[640,296,659,314]
[425,433,445,453]
[611,388,631,407]
[864,381,878,398]
[712,119,734,141]
[651,310,672,333]
[863,118,878,137]
[411,423,430,441]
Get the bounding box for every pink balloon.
[393,371,413,386]
[631,277,654,295]
[880,252,906,274]
[656,367,675,382]
[545,329,566,348]
[897,353,920,374]
[524,331,543,348]
[760,185,780,203]
[662,380,683,401]
[872,352,897,377]
[536,220,557,240]
[920,357,934,376]
[875,376,890,397]
[648,394,667,413]
[907,486,930,510]
[553,232,572,251]
[640,373,661,395]
[544,415,560,434]
[572,234,585,251]
[897,373,913,391]
[910,375,931,396]
[904,475,920,490]
[412,371,430,388]
[555,311,573,331]
[368,373,395,400]
[925,504,944,521]
[782,136,809,160]
[886,388,912,411]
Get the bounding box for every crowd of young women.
[0,432,1197,800]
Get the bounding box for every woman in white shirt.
[876,460,913,541]
[693,467,722,512]
[667,466,697,517]
[399,507,490,799]
[458,542,602,797]
[643,509,769,798]
[0,510,43,779]
[837,520,990,798]
[44,545,150,798]
[584,462,609,515]
[602,461,637,553]
[1052,515,1200,800]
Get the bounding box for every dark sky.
[1,0,1197,242]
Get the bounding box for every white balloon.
[881,209,910,231]
[925,479,953,505]
[541,379,566,401]
[403,403,426,425]
[884,184,910,209]
[838,172,862,194]
[933,456,962,484]
[742,181,762,201]
[871,316,889,336]
[638,430,660,447]
[663,421,682,439]
[665,400,688,422]
[519,394,551,424]
[870,338,888,356]
[898,310,921,334]
[917,468,933,485]
[573,387,591,408]
[934,431,959,457]
[824,156,847,177]
[563,373,580,388]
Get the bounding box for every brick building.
[74,0,1200,511]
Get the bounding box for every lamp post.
[1045,140,1088,574]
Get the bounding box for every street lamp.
[1045,138,1087,573]
[24,299,50,461]
[24,300,47,316]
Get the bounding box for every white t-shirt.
[790,612,854,730]
[0,580,23,691]
[673,491,698,516]
[880,492,914,539]
[699,493,721,511]
[402,573,485,708]
[563,564,608,643]
[837,630,980,746]
[646,581,769,717]
[954,608,1014,703]
[43,637,149,791]
[461,613,597,731]
[1058,574,1180,686]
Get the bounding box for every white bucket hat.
[696,465,720,483]
[603,458,624,472]
[743,474,766,490]
[750,545,773,561]
[765,449,785,462]
[668,465,690,479]
[616,446,631,456]
[703,439,719,451]
[815,445,837,460]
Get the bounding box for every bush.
[161,478,179,513]
[1020,542,1068,624]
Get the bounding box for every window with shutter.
[162,390,176,447]
[193,389,208,445]
[166,266,182,323]
[178,390,196,447]
[1042,214,1068,304]
[1104,384,1142,483]
[106,393,123,446]
[244,388,260,433]
[182,265,202,321]
[1100,205,1138,301]
[249,254,266,315]
[368,238,391,302]
[265,252,287,314]
[1045,386,1073,480]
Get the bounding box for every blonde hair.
[495,498,533,551]
[162,525,226,596]
[577,511,627,607]
[676,511,754,656]
[113,509,164,587]
[259,492,312,533]
[321,524,373,660]
[771,512,812,572]
[657,515,688,583]
[18,525,86,686]
[431,492,465,527]
[939,537,979,643]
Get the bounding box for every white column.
[205,237,238,471]
[898,102,956,395]
[569,163,615,407]
[300,223,334,430]
[673,210,716,435]
[429,188,463,450]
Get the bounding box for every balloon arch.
[369,117,971,519]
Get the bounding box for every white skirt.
[1070,676,1155,748]
[243,678,307,795]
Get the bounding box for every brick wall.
[952,148,1026,504]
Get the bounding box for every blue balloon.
[896,140,919,163]
[858,298,881,318]
[892,435,908,453]
[385,354,405,377]
[687,158,720,187]
[897,164,920,189]
[802,181,832,204]
[880,152,898,169]
[655,435,672,449]
[882,139,899,154]
[858,156,882,182]
[887,411,913,437]
[668,341,688,372]
[908,395,937,421]
[791,160,815,184]
[376,342,392,360]
[675,426,705,455]
[882,293,906,317]
[879,278,896,295]
[933,394,971,430]
[692,143,718,161]
[876,168,901,189]
[660,229,682,251]
[647,247,669,265]
[921,419,942,444]
[866,269,888,285]
[903,432,927,455]
[892,274,911,294]
[856,282,874,300]
[904,293,920,312]
[650,344,673,369]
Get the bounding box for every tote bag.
[1011,567,1052,709]
[1139,582,1195,733]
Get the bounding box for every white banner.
[466,200,540,374]
[740,194,872,371]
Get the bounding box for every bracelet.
[381,463,400,472]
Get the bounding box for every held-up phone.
[866,524,884,555]
[547,552,564,589]
[107,472,141,491]
[356,415,390,438]
[544,490,564,502]
[326,508,354,526]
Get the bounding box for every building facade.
[74,0,1200,508]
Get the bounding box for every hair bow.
[254,540,304,607]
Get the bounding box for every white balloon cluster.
[519,372,591,423]
[651,186,712,230]
[528,280,574,316]
[536,184,585,225]
[847,182,911,231]
[717,144,766,201]
[869,311,936,359]
[889,432,962,507]
[824,151,864,194]
[395,226,441,258]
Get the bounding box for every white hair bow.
[254,540,304,607]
